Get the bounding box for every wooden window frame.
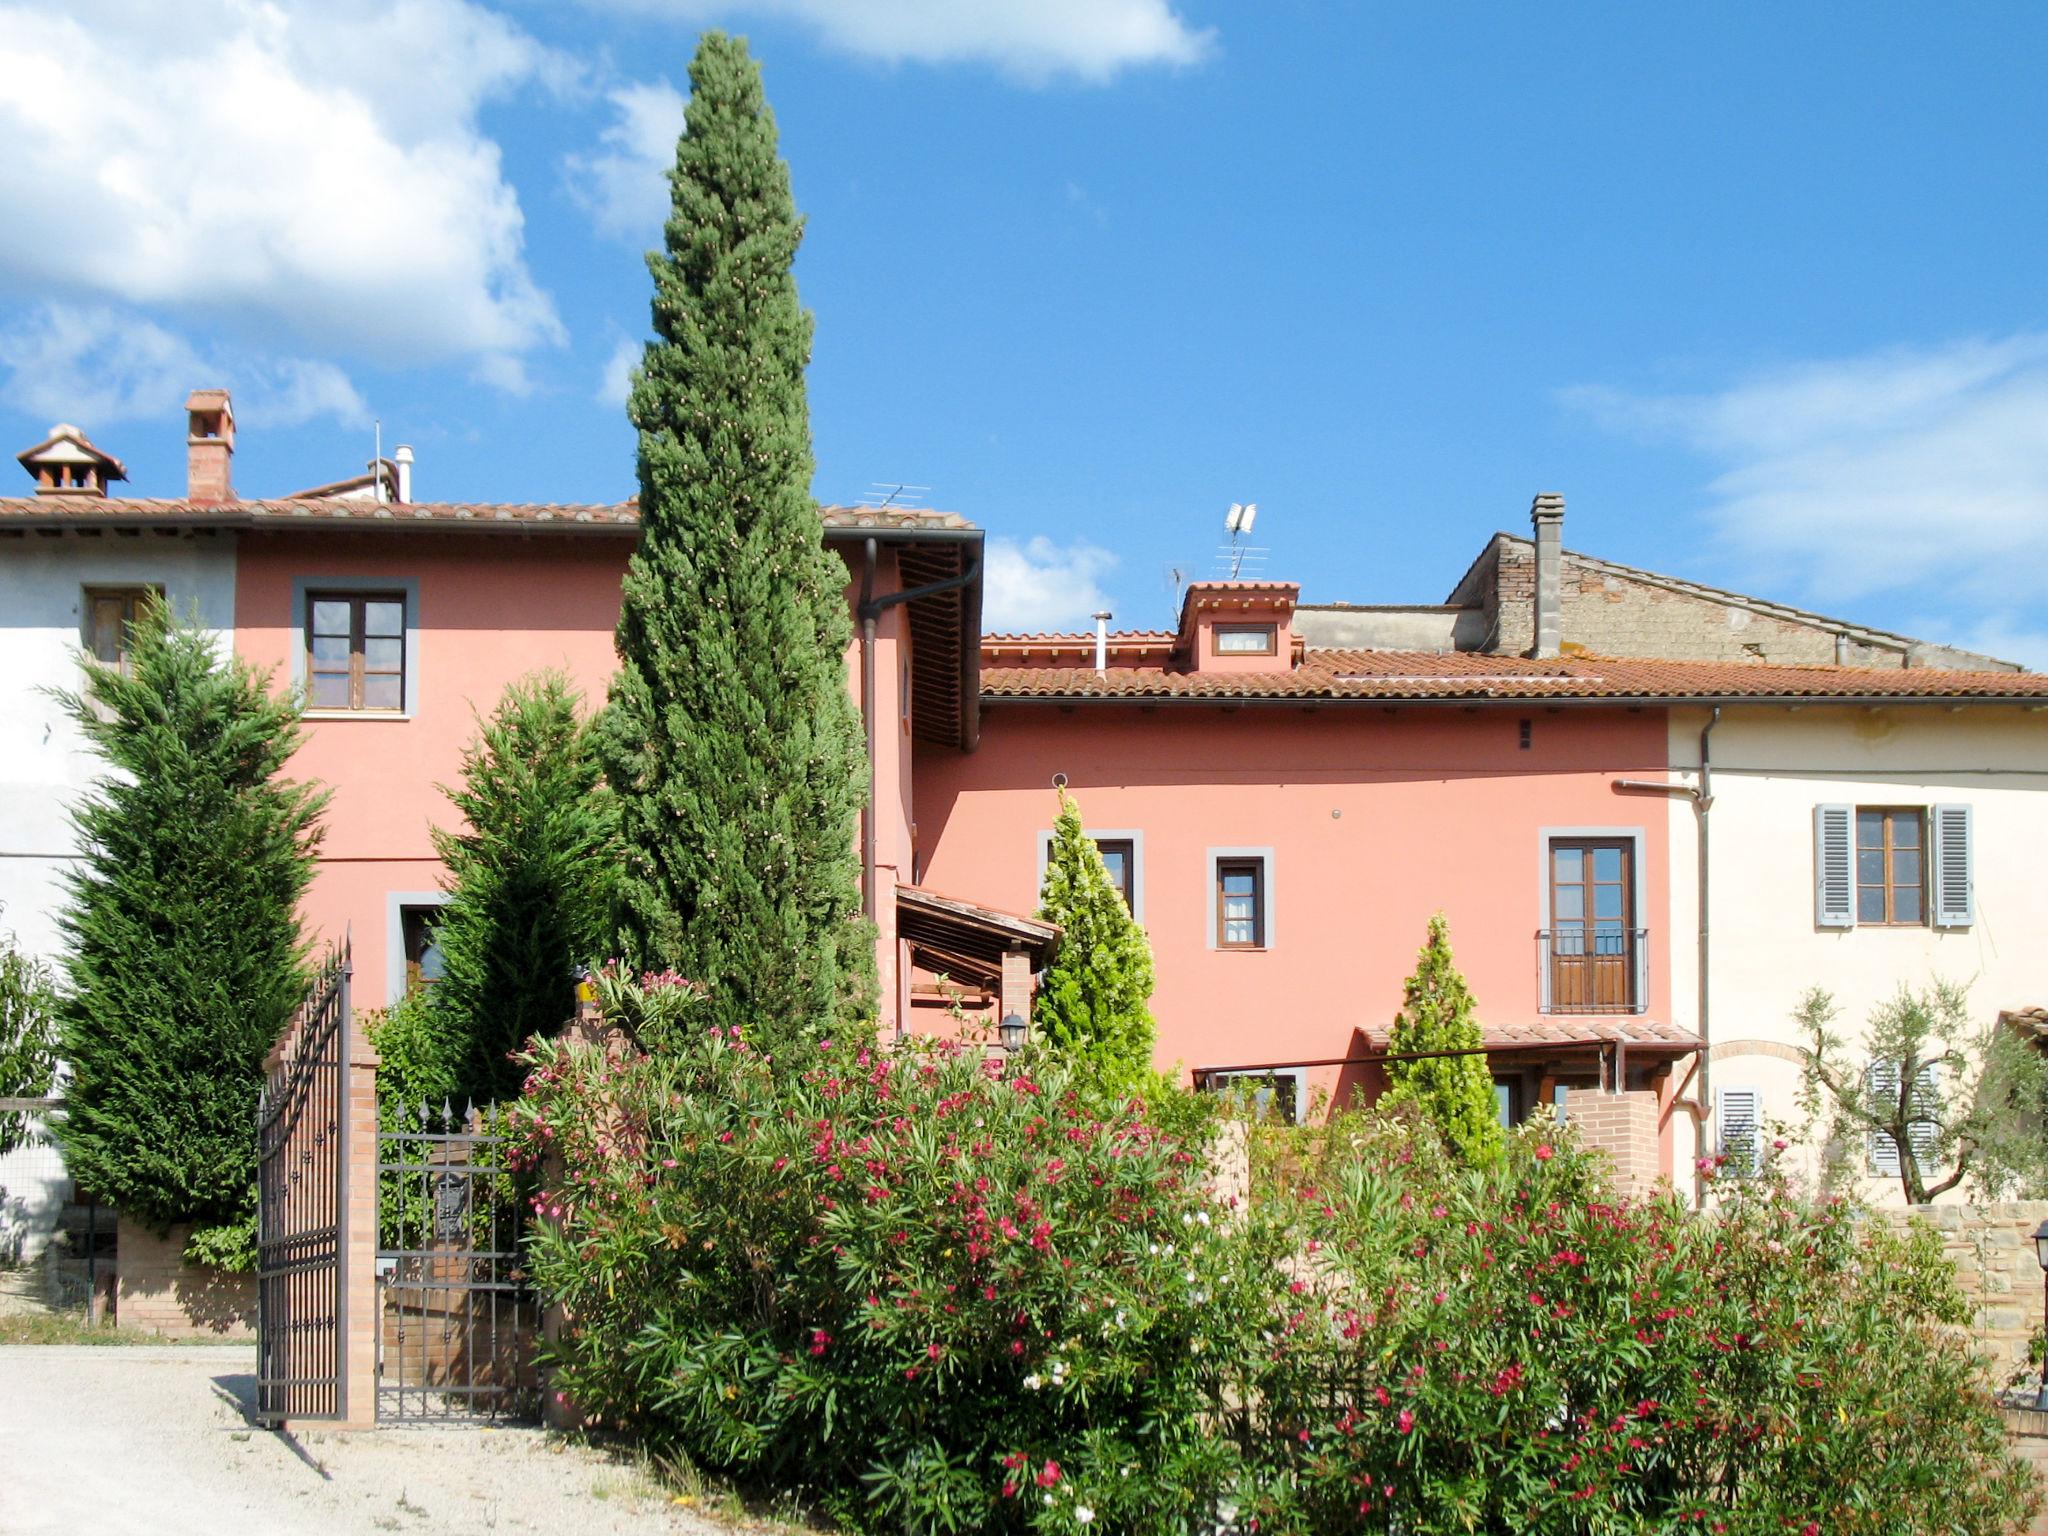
[1213,623,1277,656]
[1094,837,1136,913]
[306,590,408,714]
[1544,835,1639,1013]
[1854,807,1927,927]
[82,585,164,675]
[1215,857,1266,949]
[399,904,445,995]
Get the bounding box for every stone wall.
[1879,1200,2048,1386]
[114,1215,255,1339]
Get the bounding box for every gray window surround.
[384,889,449,1007]
[291,575,422,720]
[1206,846,1275,951]
[1536,826,1647,1014]
[1036,828,1145,924]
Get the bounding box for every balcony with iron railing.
[1538,926,1648,1015]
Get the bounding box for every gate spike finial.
[464,1097,477,1130]
[440,1097,454,1129]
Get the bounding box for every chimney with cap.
[185,388,235,504]
[16,423,127,497]
[393,444,414,504]
[1528,492,1565,659]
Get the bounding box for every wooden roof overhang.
[896,885,1059,993]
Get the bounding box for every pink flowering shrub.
[516,974,2036,1534]
[1249,1116,2038,1535]
[512,969,1293,1533]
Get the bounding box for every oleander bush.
[516,972,2039,1536]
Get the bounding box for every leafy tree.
[0,913,59,1156]
[417,672,617,1108]
[1379,914,1504,1165]
[1032,791,1157,1090]
[1795,978,2048,1204]
[595,30,872,1055]
[53,599,326,1260]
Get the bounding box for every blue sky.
[5,4,2047,659]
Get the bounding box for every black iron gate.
[376,1104,539,1422]
[255,943,351,1424]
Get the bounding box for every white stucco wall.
[0,531,238,966]
[1665,703,2048,1205]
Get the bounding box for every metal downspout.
[1695,706,1721,1198]
[859,538,878,923]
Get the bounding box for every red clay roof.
[0,496,972,535]
[1361,1019,1704,1051]
[982,647,2048,702]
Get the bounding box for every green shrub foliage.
[594,29,873,1054]
[1031,792,1157,1092]
[0,913,59,1155]
[517,974,2035,1534]
[53,599,325,1259]
[1379,914,1504,1166]
[423,671,616,1107]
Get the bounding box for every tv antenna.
[858,482,930,511]
[1218,502,1265,579]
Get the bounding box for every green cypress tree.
[595,30,873,1054]
[425,671,617,1106]
[53,599,326,1255]
[1380,914,1504,1165]
[1032,791,1157,1091]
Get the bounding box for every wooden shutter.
[1813,805,1855,928]
[1907,1061,1941,1169]
[1867,1060,1902,1176]
[1930,804,1974,928]
[1717,1087,1762,1175]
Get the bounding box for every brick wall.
[114,1214,255,1339]
[1566,1090,1661,1191]
[2004,1408,2048,1536]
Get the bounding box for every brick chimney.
[185,389,235,504]
[1529,492,1564,659]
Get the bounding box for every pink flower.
[1036,1460,1062,1489]
[1396,1409,1415,1434]
[1534,1144,1554,1162]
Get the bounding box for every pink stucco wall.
[913,703,1674,1107]
[234,530,917,1025]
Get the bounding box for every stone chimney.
[185,389,235,504]
[16,423,127,497]
[1529,492,1565,659]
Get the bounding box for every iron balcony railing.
[1538,927,1648,1015]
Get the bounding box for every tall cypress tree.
[54,599,326,1254]
[1380,914,1505,1165]
[1033,792,1157,1091]
[426,671,618,1106]
[595,31,873,1051]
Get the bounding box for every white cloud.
[1563,334,2048,622]
[565,81,688,242]
[0,1,565,383]
[0,304,366,429]
[598,336,643,406]
[982,535,1117,632]
[591,0,1213,83]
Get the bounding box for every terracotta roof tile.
[0,497,972,534]
[983,647,2048,703]
[1361,1019,1704,1051]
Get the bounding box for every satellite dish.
[1239,502,1258,535]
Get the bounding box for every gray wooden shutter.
[1931,804,1974,928]
[1907,1061,1941,1170]
[1717,1087,1762,1176]
[1867,1060,1902,1176]
[1814,804,1855,928]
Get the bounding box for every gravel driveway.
[0,1345,760,1536]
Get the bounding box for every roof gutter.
[983,690,2048,711]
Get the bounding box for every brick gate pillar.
[336,1031,381,1429]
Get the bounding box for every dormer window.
[1215,624,1277,656]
